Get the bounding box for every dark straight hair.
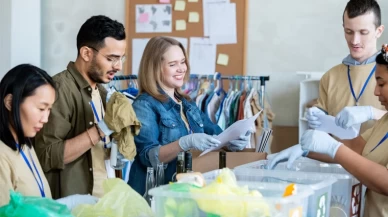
[0,64,56,151]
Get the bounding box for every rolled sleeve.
[34,83,72,172]
[315,73,329,113]
[361,126,374,142]
[133,100,160,167]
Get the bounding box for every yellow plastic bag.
[72,178,154,217]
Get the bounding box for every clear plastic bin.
[149,181,313,217]
[234,159,363,217]
[204,168,337,217]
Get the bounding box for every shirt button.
[89,122,93,125]
[172,124,175,127]
[89,168,92,171]
[88,88,91,91]
[200,124,204,127]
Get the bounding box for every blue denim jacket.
[128,93,222,195]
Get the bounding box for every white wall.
[0,0,41,79]
[41,0,125,75]
[0,0,12,78]
[246,0,388,126]
[39,0,388,126]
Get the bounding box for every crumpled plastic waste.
[72,178,154,217]
[190,168,271,217]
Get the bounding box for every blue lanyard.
[370,132,388,153]
[347,65,376,106]
[90,100,107,147]
[17,144,45,197]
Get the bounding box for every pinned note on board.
[138,13,149,23]
[217,53,229,66]
[159,0,170,3]
[188,12,200,23]
[176,20,187,31]
[174,0,186,11]
[188,0,198,2]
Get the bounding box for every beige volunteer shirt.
[316,63,384,134]
[90,87,111,198]
[0,140,52,206]
[360,113,388,217]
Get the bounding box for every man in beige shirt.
[306,0,385,133]
[268,0,385,168]
[35,15,127,198]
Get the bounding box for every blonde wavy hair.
[137,36,190,101]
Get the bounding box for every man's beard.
[87,58,107,84]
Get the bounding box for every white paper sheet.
[203,0,230,36]
[200,110,262,157]
[208,3,237,44]
[135,4,172,33]
[132,37,188,74]
[315,114,359,140]
[189,37,216,75]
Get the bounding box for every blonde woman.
[128,36,252,195]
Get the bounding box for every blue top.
[127,92,222,195]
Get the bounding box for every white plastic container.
[235,159,363,217]
[203,169,336,217]
[149,181,314,217]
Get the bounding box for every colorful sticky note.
[217,53,229,66]
[174,0,186,11]
[188,12,199,23]
[188,0,198,2]
[176,20,186,31]
[159,0,170,3]
[138,13,149,23]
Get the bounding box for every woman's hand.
[178,133,221,151]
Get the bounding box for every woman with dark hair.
[0,64,97,209]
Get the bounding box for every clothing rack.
[112,73,273,152]
[113,74,270,108]
[113,74,270,86]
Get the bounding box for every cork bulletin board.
[124,0,248,77]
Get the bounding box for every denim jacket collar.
[158,88,193,111]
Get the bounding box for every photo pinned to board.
[135,4,172,33]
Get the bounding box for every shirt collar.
[158,88,192,111]
[342,51,381,66]
[66,61,91,89]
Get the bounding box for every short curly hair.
[76,15,126,55]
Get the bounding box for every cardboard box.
[192,149,267,173]
[271,126,299,153]
[190,125,297,174]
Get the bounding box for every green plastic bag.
[72,178,154,217]
[0,191,73,217]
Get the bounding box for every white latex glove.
[306,107,326,129]
[56,194,99,211]
[227,129,255,152]
[335,106,373,129]
[178,133,221,151]
[266,144,308,170]
[301,130,342,159]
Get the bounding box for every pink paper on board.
[159,0,170,3]
[139,13,149,23]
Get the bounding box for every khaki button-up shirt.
[34,62,107,199]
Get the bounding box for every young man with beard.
[34,15,126,199]
[268,0,385,169]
